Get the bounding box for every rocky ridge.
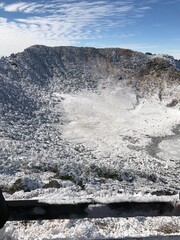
[0,46,180,119]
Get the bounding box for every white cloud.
[0,17,7,23]
[4,2,28,12]
[0,0,156,56]
[0,17,76,56]
[138,7,151,10]
[3,2,47,13]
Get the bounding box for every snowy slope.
[0,45,180,200]
[0,45,180,239]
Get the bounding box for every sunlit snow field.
[59,87,180,159]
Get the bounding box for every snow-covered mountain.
[0,45,180,201]
[1,45,180,118]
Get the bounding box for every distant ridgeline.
[0,45,180,119]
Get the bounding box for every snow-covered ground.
[58,87,180,159]
[1,45,180,239]
[3,216,180,239]
[2,86,180,200]
[1,85,180,239]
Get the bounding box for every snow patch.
[56,88,180,159]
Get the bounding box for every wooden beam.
[7,200,180,221]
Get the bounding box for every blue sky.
[0,0,180,58]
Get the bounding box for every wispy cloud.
[4,2,36,12]
[0,0,156,56]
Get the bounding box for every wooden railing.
[7,200,180,221]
